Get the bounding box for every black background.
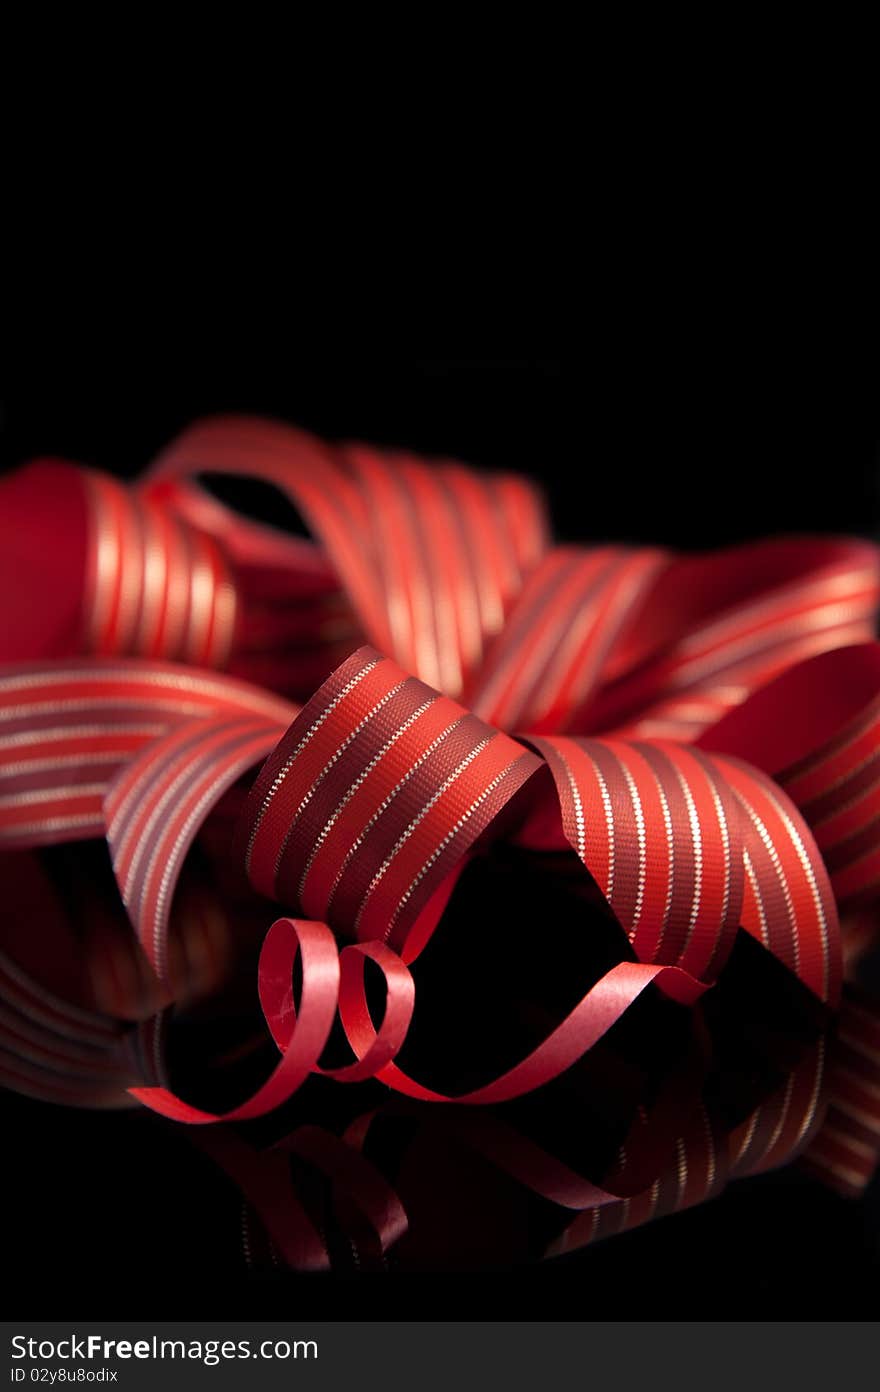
[2,357,879,1318]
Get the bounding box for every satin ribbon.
[3,415,878,726]
[1,415,879,1223]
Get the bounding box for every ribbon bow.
[1,415,879,1241]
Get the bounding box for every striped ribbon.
[1,415,879,1246]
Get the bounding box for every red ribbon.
[1,414,879,1232]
